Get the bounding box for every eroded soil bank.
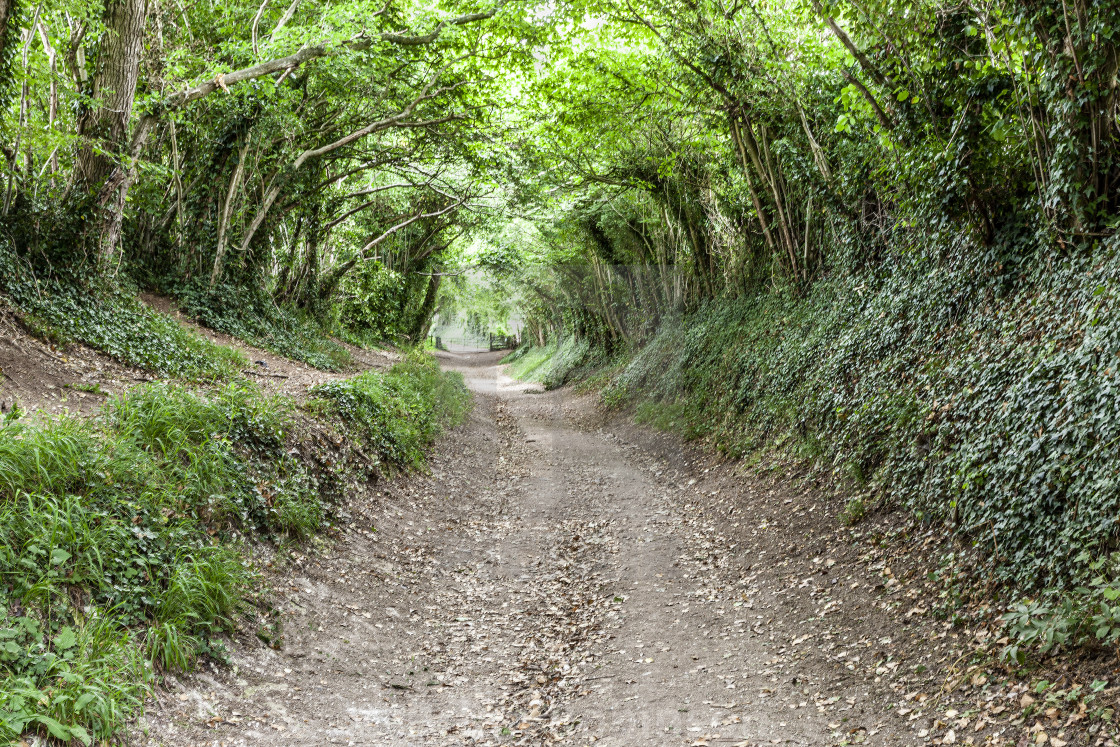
[141,351,1061,747]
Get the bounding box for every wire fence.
[431,333,520,352]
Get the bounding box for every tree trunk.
[807,0,894,91]
[75,0,147,190]
[291,202,321,307]
[410,273,441,342]
[236,78,460,257]
[72,0,148,268]
[0,0,15,96]
[210,137,251,285]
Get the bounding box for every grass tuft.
[0,347,470,743]
[310,352,470,471]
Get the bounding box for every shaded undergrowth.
[167,280,355,372]
[1,245,352,379]
[0,253,244,382]
[502,336,609,389]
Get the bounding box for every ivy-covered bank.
[0,246,357,377]
[513,238,1120,654]
[0,355,468,744]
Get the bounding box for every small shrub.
[155,547,249,634]
[0,608,148,745]
[310,352,470,471]
[146,619,201,672]
[271,471,323,538]
[110,382,289,457]
[0,418,106,498]
[20,312,72,347]
[840,496,867,526]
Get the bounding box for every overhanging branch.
[152,3,506,115]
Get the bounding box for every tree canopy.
[0,0,1116,344]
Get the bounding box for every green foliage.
[632,400,706,439]
[0,381,313,742]
[0,252,244,380]
[0,0,20,110]
[335,265,419,343]
[107,382,314,533]
[1,0,533,353]
[505,337,606,389]
[105,382,315,533]
[504,342,558,382]
[436,262,526,340]
[0,340,469,744]
[0,609,148,745]
[1002,552,1120,662]
[310,352,470,471]
[154,548,247,641]
[1002,586,1120,662]
[840,497,867,527]
[334,261,451,346]
[171,281,353,371]
[604,238,1120,590]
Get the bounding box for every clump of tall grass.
[0,354,468,743]
[309,352,470,471]
[0,383,296,743]
[0,607,149,745]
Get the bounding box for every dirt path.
[141,352,973,747]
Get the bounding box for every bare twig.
[242,369,291,379]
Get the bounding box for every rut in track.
[144,351,925,747]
